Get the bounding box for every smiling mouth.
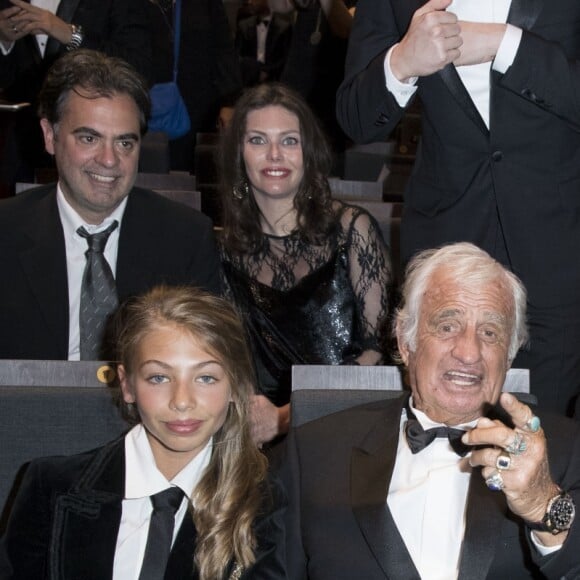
[262,169,289,177]
[87,172,118,184]
[443,371,483,386]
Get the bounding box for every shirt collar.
[56,184,128,235]
[124,424,213,502]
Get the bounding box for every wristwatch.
[527,490,575,535]
[66,24,84,51]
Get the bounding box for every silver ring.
[485,471,504,491]
[505,432,526,455]
[496,451,511,471]
[524,415,541,433]
[11,24,17,33]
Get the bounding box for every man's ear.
[117,364,135,404]
[396,320,410,366]
[40,118,56,155]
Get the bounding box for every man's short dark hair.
[38,49,151,135]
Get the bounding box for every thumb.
[416,0,453,16]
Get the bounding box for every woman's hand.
[8,0,74,45]
[250,396,290,446]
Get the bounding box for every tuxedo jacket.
[0,185,221,360]
[280,395,580,579]
[336,0,580,308]
[236,14,293,85]
[0,438,287,579]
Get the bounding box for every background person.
[219,82,392,445]
[0,0,152,187]
[0,286,286,579]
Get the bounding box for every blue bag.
[148,0,190,140]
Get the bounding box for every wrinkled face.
[119,324,232,479]
[242,105,304,206]
[398,267,513,425]
[40,90,140,225]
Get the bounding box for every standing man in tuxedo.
[0,0,152,187]
[336,0,580,416]
[282,242,580,579]
[235,0,292,87]
[0,49,221,361]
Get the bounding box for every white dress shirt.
[56,186,127,360]
[256,18,270,64]
[113,425,213,580]
[384,0,522,127]
[388,401,475,580]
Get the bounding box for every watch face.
[550,495,576,530]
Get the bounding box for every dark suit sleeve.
[336,0,409,143]
[276,433,309,580]
[186,215,223,296]
[242,475,288,579]
[0,461,53,579]
[533,415,580,579]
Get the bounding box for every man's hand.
[454,21,506,67]
[250,395,290,446]
[465,393,564,546]
[8,0,73,45]
[391,0,461,82]
[0,5,26,43]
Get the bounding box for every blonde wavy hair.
[115,286,268,579]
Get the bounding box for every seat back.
[290,365,533,426]
[0,385,129,530]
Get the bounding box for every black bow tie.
[257,17,270,26]
[405,409,469,457]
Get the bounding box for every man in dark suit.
[235,0,292,87]
[336,0,580,417]
[282,243,580,579]
[0,49,221,361]
[0,0,152,185]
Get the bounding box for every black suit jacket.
[0,185,221,360]
[236,15,293,86]
[280,395,580,579]
[336,0,580,308]
[0,438,287,579]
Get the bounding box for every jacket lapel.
[507,0,543,30]
[457,468,508,580]
[50,440,125,580]
[18,192,70,358]
[436,66,489,135]
[351,396,420,579]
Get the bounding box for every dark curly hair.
[219,82,337,253]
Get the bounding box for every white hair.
[395,242,528,362]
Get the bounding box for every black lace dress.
[220,203,392,407]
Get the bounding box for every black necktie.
[138,487,185,580]
[77,221,119,360]
[405,408,469,457]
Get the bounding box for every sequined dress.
[220,203,391,406]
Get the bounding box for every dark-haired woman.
[219,83,392,445]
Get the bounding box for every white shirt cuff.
[493,24,522,74]
[384,44,418,107]
[530,530,563,557]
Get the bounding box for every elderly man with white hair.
[281,242,580,580]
